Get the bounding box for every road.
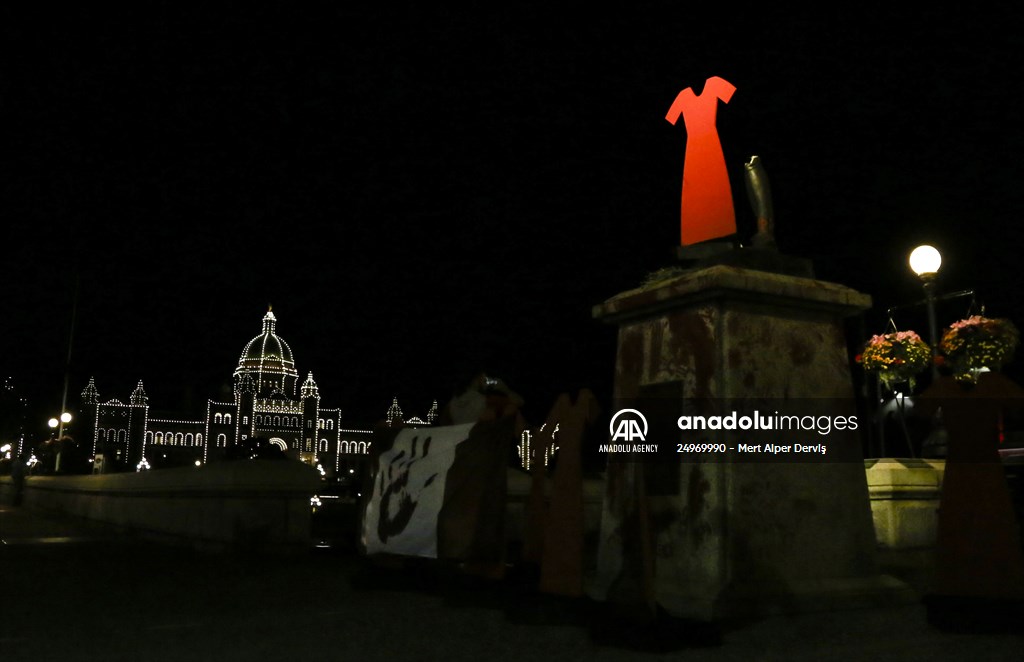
[2,504,1023,661]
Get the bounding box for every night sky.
[5,6,1024,435]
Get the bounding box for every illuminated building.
[1,375,29,459]
[78,308,436,474]
[517,424,558,471]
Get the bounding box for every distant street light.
[909,245,942,380]
[47,412,73,473]
[48,412,73,438]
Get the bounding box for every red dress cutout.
[665,76,736,246]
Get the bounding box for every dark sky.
[5,6,1024,433]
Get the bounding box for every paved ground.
[2,504,1023,661]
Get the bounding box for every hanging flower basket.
[856,330,932,388]
[938,315,1019,383]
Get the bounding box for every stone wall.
[0,460,321,552]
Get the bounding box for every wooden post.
[539,389,599,597]
[917,373,1024,626]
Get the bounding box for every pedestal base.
[591,265,904,621]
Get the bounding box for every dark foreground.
[2,505,1023,662]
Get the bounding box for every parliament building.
[77,308,436,476]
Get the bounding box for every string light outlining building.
[78,308,437,474]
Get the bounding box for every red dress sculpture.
[666,76,736,246]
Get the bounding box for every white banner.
[362,423,474,558]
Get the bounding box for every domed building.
[78,308,436,474]
[234,308,299,398]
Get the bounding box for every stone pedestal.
[589,264,911,621]
[865,458,945,549]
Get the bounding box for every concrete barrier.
[0,460,322,552]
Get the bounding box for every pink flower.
[950,315,987,330]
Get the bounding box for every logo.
[609,409,648,442]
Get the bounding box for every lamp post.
[909,244,942,380]
[48,412,72,439]
[48,412,72,473]
[908,244,949,458]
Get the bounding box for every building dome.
[234,308,299,398]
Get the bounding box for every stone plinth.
[589,264,911,621]
[865,459,945,549]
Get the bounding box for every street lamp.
[48,412,72,438]
[908,244,950,458]
[908,244,941,278]
[48,412,73,473]
[909,245,942,380]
